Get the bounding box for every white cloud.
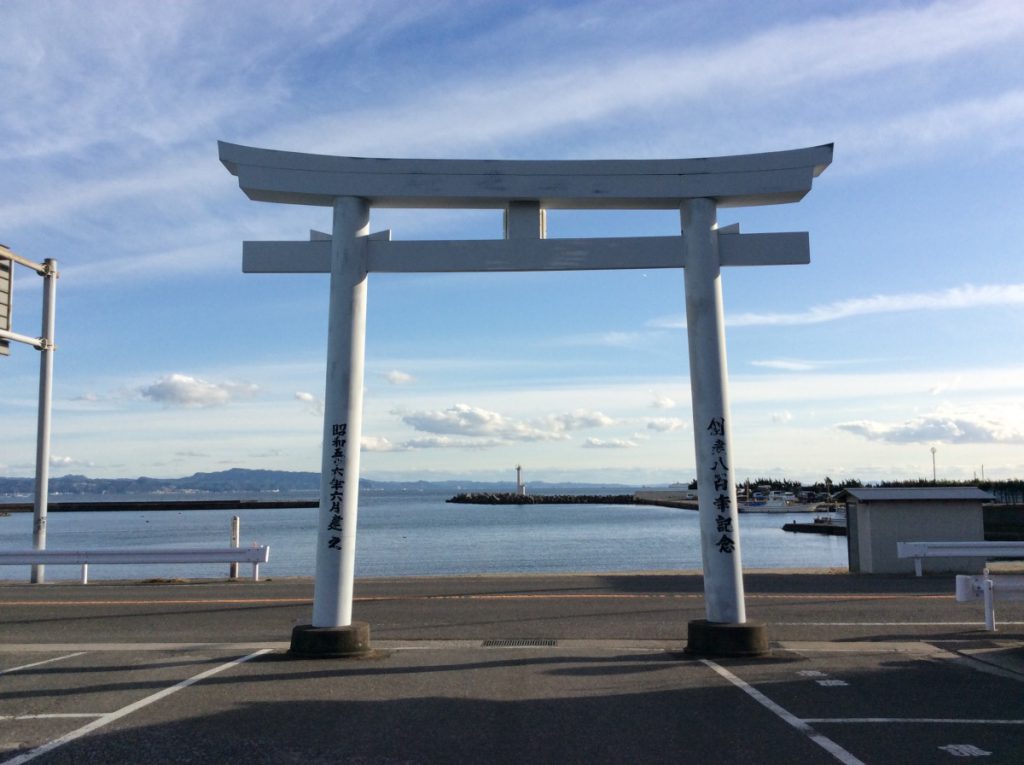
[583,437,638,449]
[651,393,677,409]
[403,436,503,450]
[546,409,616,431]
[399,403,568,442]
[361,436,397,452]
[752,360,818,372]
[383,370,415,385]
[139,374,258,408]
[647,417,688,432]
[598,331,650,348]
[837,410,1024,445]
[772,411,794,424]
[395,403,616,444]
[929,376,962,396]
[361,434,502,451]
[295,391,324,416]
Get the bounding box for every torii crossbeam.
[220,141,833,657]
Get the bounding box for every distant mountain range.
[0,468,641,497]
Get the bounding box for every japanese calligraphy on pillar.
[707,416,735,554]
[326,423,346,550]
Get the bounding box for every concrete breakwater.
[447,492,639,506]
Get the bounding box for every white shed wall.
[848,501,985,574]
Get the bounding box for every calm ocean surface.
[0,488,848,581]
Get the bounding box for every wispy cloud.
[265,0,1024,162]
[834,88,1024,170]
[651,283,1024,329]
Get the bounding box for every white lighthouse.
[515,465,527,497]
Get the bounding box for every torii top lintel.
[219,142,833,211]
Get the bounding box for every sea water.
[0,488,848,581]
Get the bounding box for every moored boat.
[739,490,816,513]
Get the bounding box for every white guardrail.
[897,541,1024,631]
[896,541,1024,577]
[0,546,270,583]
[956,571,1024,631]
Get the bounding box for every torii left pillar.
[289,197,373,658]
[681,198,767,656]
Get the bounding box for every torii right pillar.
[682,197,767,657]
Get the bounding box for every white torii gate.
[220,141,832,657]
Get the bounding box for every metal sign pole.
[31,259,58,583]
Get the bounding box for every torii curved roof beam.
[219,142,832,210]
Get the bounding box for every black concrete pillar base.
[685,619,769,657]
[289,622,372,658]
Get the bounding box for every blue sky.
[2,0,1023,486]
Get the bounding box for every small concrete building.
[841,487,993,574]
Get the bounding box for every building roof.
[839,487,994,503]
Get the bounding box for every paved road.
[2,572,1023,764]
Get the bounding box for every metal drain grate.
[481,638,558,647]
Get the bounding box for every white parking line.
[775,621,1024,626]
[0,715,103,721]
[805,718,1024,725]
[702,659,867,765]
[0,648,272,765]
[0,653,87,675]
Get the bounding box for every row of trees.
[683,477,1024,504]
[877,478,1024,504]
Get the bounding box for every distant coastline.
[0,467,643,501]
[0,498,319,513]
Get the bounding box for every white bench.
[896,540,1024,577]
[0,546,270,583]
[956,571,1024,631]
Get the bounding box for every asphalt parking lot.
[1,572,1023,764]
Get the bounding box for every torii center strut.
[220,141,833,657]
